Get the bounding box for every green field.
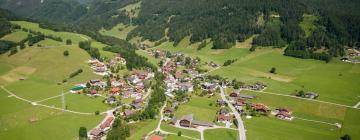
[0,21,114,140]
[99,23,137,40]
[127,118,159,140]
[166,135,193,140]
[299,14,318,37]
[203,128,238,140]
[174,95,219,122]
[0,90,104,140]
[161,123,201,139]
[0,30,29,42]
[244,117,340,140]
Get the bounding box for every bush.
[66,39,72,45]
[95,110,100,115]
[177,131,182,136]
[269,67,276,74]
[63,50,69,56]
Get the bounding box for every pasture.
[174,95,219,122]
[160,123,201,139]
[99,23,137,40]
[0,30,28,42]
[127,118,159,140]
[203,128,238,140]
[0,21,114,140]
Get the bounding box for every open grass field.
[166,135,193,140]
[244,116,340,140]
[99,23,137,40]
[160,123,201,139]
[127,118,159,140]
[0,21,114,140]
[341,108,360,140]
[136,50,159,67]
[0,89,104,140]
[174,95,219,122]
[203,128,238,140]
[0,30,29,42]
[299,14,318,37]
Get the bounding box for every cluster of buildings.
[172,114,215,128]
[240,82,267,91]
[89,116,114,139]
[88,54,126,76]
[271,108,293,120]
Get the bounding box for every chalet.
[100,117,114,131]
[217,114,232,123]
[201,83,217,91]
[163,107,174,114]
[179,114,193,127]
[105,96,117,104]
[88,90,98,96]
[128,75,141,84]
[111,80,122,87]
[95,67,106,73]
[131,103,142,110]
[90,79,101,84]
[272,108,293,120]
[229,92,239,97]
[252,103,270,113]
[90,128,104,138]
[110,87,120,94]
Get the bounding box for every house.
[191,120,214,127]
[305,92,319,99]
[90,79,101,84]
[110,88,120,94]
[90,128,104,138]
[229,92,239,97]
[147,134,164,140]
[88,90,98,96]
[217,114,232,123]
[252,103,270,113]
[100,117,114,130]
[217,99,227,106]
[105,96,117,104]
[131,103,142,110]
[128,75,141,84]
[179,82,194,92]
[179,114,193,127]
[273,108,293,120]
[163,107,174,114]
[238,94,254,99]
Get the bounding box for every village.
[66,49,337,140]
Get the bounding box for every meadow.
[0,21,114,140]
[174,95,219,122]
[203,128,238,140]
[160,123,201,139]
[99,23,137,40]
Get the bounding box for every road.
[220,85,246,140]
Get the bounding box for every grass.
[161,123,201,139]
[174,95,219,122]
[210,48,360,106]
[136,50,159,67]
[299,14,318,37]
[239,90,346,122]
[99,23,137,40]
[166,135,193,140]
[203,128,238,140]
[0,89,104,140]
[127,118,159,140]
[341,108,360,140]
[244,116,340,140]
[41,93,111,113]
[0,21,113,140]
[0,30,29,42]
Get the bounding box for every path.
[1,86,94,115]
[34,92,71,103]
[220,85,246,140]
[293,117,338,126]
[353,101,360,108]
[242,89,360,110]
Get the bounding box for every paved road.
[220,85,246,140]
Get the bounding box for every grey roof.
[238,94,254,99]
[191,120,214,127]
[180,114,193,121]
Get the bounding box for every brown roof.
[148,135,163,140]
[90,128,102,136]
[180,114,193,122]
[100,117,114,129]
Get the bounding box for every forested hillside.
[1,0,359,62]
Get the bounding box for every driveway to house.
[220,85,246,140]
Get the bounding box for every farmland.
[0,21,113,140]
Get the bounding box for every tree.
[66,39,72,45]
[249,46,256,52]
[269,67,276,74]
[341,134,351,140]
[178,131,182,136]
[63,50,69,56]
[78,127,88,139]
